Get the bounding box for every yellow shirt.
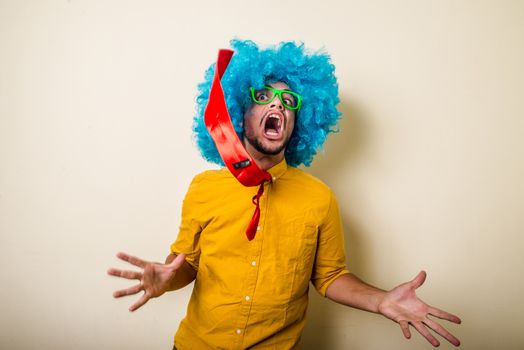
[171,159,349,349]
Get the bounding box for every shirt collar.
[267,158,288,182]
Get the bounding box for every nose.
[270,97,284,111]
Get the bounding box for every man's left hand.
[378,271,461,347]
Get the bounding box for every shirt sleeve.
[311,190,350,296]
[170,174,205,271]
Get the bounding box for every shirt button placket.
[237,186,267,348]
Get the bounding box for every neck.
[243,141,284,171]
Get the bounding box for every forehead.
[267,81,290,90]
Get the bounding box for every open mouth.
[263,113,283,139]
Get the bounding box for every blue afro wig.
[193,39,341,167]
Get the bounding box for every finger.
[116,252,147,268]
[107,268,142,281]
[113,283,143,298]
[410,270,427,289]
[129,292,150,312]
[168,253,186,270]
[399,320,411,339]
[428,307,462,324]
[424,318,461,347]
[412,321,440,347]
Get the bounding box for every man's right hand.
[107,252,186,312]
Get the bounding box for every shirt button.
[251,260,257,267]
[257,226,261,231]
[245,295,251,301]
[272,176,277,181]
[236,329,242,335]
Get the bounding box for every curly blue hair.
[193,39,341,167]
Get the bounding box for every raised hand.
[107,252,186,312]
[378,271,461,347]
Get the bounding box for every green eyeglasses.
[250,86,302,111]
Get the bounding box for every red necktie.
[204,49,272,240]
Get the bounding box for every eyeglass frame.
[249,86,302,111]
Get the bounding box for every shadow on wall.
[300,96,373,349]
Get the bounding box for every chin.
[245,133,288,157]
[261,141,285,153]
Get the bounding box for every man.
[108,40,461,349]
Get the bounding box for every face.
[243,82,296,157]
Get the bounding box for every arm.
[326,272,386,313]
[107,251,196,312]
[326,271,461,347]
[107,175,205,311]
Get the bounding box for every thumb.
[410,270,427,289]
[168,253,186,270]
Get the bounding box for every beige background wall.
[1,0,523,349]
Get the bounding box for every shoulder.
[276,167,337,218]
[285,167,334,197]
[185,168,241,202]
[189,168,233,186]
